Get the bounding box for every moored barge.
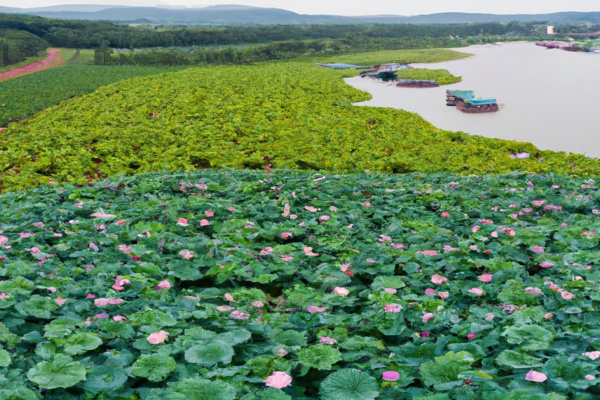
[446,90,474,106]
[396,79,439,88]
[456,98,499,113]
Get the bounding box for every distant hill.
[3,4,600,24]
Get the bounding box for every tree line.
[0,12,540,49]
[0,29,48,66]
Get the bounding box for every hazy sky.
[6,0,600,16]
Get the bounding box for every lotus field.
[1,62,600,192]
[0,168,598,399]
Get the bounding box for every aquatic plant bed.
[0,168,599,399]
[2,62,599,192]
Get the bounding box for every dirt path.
[0,49,66,82]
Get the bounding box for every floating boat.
[446,90,474,106]
[456,98,499,113]
[396,79,438,88]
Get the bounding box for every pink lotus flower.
[303,246,319,256]
[525,370,547,383]
[113,315,128,322]
[224,293,236,302]
[467,333,476,340]
[478,274,493,283]
[319,336,337,344]
[280,255,293,261]
[227,206,236,212]
[156,280,171,290]
[216,305,235,311]
[561,291,574,300]
[471,226,481,233]
[281,232,292,239]
[95,313,109,319]
[485,313,495,321]
[585,375,595,380]
[265,371,292,389]
[33,222,45,227]
[363,201,371,207]
[431,274,448,285]
[539,261,554,268]
[468,288,484,296]
[531,200,547,207]
[582,351,600,360]
[306,306,327,313]
[319,215,330,222]
[0,236,7,246]
[147,330,169,344]
[260,247,274,255]
[425,288,437,295]
[441,212,450,218]
[0,293,9,300]
[118,244,132,254]
[418,250,438,256]
[544,313,554,319]
[532,246,545,253]
[384,304,403,313]
[94,298,123,306]
[112,276,130,291]
[54,297,66,307]
[421,331,430,338]
[277,349,288,357]
[305,206,318,212]
[422,313,434,322]
[177,218,189,226]
[205,210,214,217]
[282,204,290,217]
[230,310,250,319]
[333,287,349,297]
[384,288,397,294]
[524,287,543,296]
[252,301,264,307]
[115,219,127,225]
[179,249,195,259]
[28,247,41,254]
[20,232,35,238]
[90,212,117,219]
[199,219,210,227]
[438,292,450,299]
[89,242,100,252]
[390,243,405,249]
[382,371,400,381]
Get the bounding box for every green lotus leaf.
[27,354,86,389]
[131,353,176,382]
[167,378,236,400]
[320,369,379,400]
[84,365,128,393]
[185,341,234,367]
[298,345,342,370]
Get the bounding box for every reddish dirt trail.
[0,49,66,82]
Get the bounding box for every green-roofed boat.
[446,90,475,106]
[446,89,499,113]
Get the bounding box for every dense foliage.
[0,29,48,66]
[0,64,184,126]
[0,169,598,399]
[1,61,599,192]
[0,14,527,49]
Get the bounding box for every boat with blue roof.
[446,89,499,113]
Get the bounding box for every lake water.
[345,41,600,158]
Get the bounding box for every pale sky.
[5,0,600,16]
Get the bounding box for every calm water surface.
[346,42,600,158]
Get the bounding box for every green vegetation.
[0,64,185,126]
[312,48,472,65]
[0,169,598,398]
[396,68,462,85]
[1,62,598,192]
[0,29,48,66]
